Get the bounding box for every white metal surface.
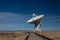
[27,13,44,32]
[27,15,44,23]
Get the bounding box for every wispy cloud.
[0,12,31,24]
[0,12,30,20]
[44,15,60,22]
[0,12,19,18]
[0,13,31,30]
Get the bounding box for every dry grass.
[38,31,60,40]
[0,32,28,40]
[0,31,60,40]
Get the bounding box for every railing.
[25,32,53,40]
[34,32,53,40]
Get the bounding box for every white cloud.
[0,12,30,23]
[0,13,31,30]
[0,12,20,18]
[44,15,60,22]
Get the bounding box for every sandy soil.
[0,31,60,40]
[0,32,28,40]
[38,31,60,40]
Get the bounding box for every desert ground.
[0,32,29,40]
[38,31,60,40]
[0,31,60,40]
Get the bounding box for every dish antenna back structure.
[27,13,44,32]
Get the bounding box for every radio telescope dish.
[27,13,44,32]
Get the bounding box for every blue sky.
[0,0,60,30]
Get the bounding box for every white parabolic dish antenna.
[27,13,44,32]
